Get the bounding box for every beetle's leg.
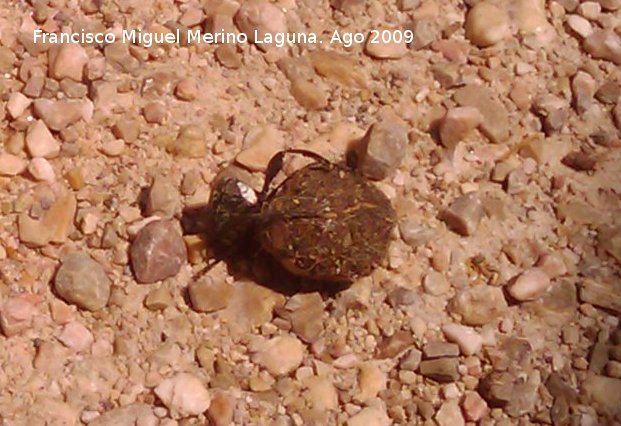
[258,149,332,203]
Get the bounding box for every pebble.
[365,32,408,59]
[154,373,211,416]
[309,50,367,88]
[578,1,601,18]
[355,362,387,402]
[188,278,234,313]
[419,358,460,382]
[423,271,450,296]
[596,0,620,9]
[145,175,181,217]
[57,321,94,352]
[89,404,152,426]
[288,293,324,343]
[304,376,339,411]
[462,391,489,421]
[143,101,167,124]
[100,139,125,157]
[54,251,112,311]
[355,118,408,180]
[479,370,541,417]
[607,361,621,378]
[346,406,391,426]
[449,285,509,326]
[33,99,87,132]
[7,92,31,118]
[423,342,460,358]
[235,125,285,172]
[508,267,552,301]
[144,287,173,311]
[464,2,511,47]
[572,71,596,115]
[253,335,304,376]
[26,120,60,158]
[583,30,621,64]
[439,106,483,149]
[28,157,55,182]
[579,279,621,314]
[169,124,208,158]
[49,43,88,81]
[580,375,621,416]
[0,295,36,337]
[536,253,568,278]
[435,399,465,426]
[175,78,197,101]
[566,14,593,38]
[0,153,27,176]
[442,324,483,356]
[454,85,510,144]
[290,79,329,110]
[400,348,422,371]
[440,192,484,237]
[112,119,141,143]
[595,80,620,104]
[130,219,188,284]
[234,0,288,52]
[376,330,415,358]
[207,391,235,426]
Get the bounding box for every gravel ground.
[0,0,621,425]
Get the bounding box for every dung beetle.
[209,149,396,283]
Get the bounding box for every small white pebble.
[28,157,55,182]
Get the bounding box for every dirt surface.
[0,0,621,425]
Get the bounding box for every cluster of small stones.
[0,0,620,424]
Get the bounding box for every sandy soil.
[0,0,620,425]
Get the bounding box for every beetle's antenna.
[258,149,332,203]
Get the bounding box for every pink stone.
[0,296,36,337]
[508,267,552,301]
[0,153,28,176]
[28,157,55,182]
[26,120,60,158]
[58,321,94,352]
[7,92,31,118]
[49,43,88,81]
[462,391,489,421]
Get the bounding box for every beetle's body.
[209,149,396,283]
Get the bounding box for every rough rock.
[130,219,188,284]
[155,373,211,416]
[435,399,465,426]
[355,362,387,402]
[440,192,484,236]
[423,271,450,295]
[462,391,489,421]
[0,295,36,337]
[449,285,508,326]
[0,153,27,176]
[419,358,460,382]
[49,43,88,81]
[25,120,60,158]
[33,99,88,131]
[583,30,621,64]
[54,251,111,311]
[507,267,552,301]
[346,406,390,426]
[423,342,460,359]
[253,335,304,376]
[28,157,55,182]
[57,321,94,352]
[572,71,596,115]
[439,106,483,149]
[7,92,31,118]
[234,0,287,52]
[454,85,510,143]
[464,2,511,47]
[236,126,285,172]
[442,323,483,356]
[579,279,621,314]
[354,118,408,180]
[479,370,541,417]
[145,175,181,216]
[188,278,234,313]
